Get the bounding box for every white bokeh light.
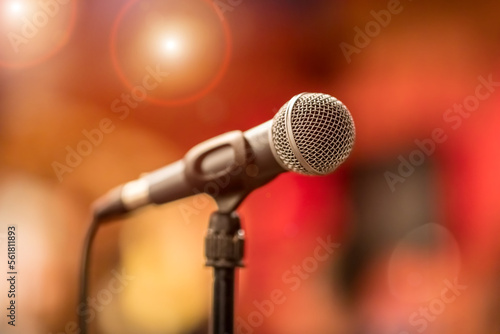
[160,36,182,56]
[7,1,25,16]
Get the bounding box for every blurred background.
[1,0,500,333]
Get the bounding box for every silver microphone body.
[93,93,355,219]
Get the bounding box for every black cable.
[78,214,100,334]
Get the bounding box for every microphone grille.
[271,93,355,175]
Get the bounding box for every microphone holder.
[184,130,275,334]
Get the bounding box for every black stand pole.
[205,211,244,334]
[213,268,235,333]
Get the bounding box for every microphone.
[92,93,356,219]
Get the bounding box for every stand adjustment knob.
[205,211,245,268]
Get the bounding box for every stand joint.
[205,211,244,268]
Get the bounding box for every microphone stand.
[202,183,252,334]
[205,210,244,334]
[183,130,276,334]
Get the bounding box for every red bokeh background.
[1,0,500,333]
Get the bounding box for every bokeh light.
[0,0,77,69]
[7,1,24,16]
[160,36,182,56]
[110,0,231,106]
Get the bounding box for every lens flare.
[160,36,182,56]
[7,1,25,16]
[0,0,77,68]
